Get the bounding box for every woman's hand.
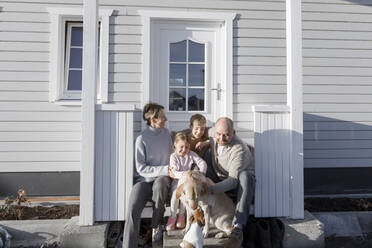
[168,166,175,179]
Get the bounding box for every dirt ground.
[0,204,79,220]
[1,197,372,221]
[305,197,372,212]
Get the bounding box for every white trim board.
[139,10,235,120]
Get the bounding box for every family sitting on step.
[122,102,255,248]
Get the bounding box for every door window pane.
[189,40,204,62]
[169,64,186,86]
[67,70,82,90]
[169,88,186,111]
[170,40,187,62]
[189,64,205,86]
[188,88,204,111]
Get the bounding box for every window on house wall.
[64,22,101,99]
[48,8,113,104]
[169,39,205,112]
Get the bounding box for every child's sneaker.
[176,214,186,229]
[166,216,176,231]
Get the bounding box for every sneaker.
[224,226,243,248]
[152,225,163,243]
[176,214,186,229]
[166,216,177,231]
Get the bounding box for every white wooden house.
[0,0,371,226]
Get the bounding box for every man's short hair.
[189,114,206,127]
[142,102,164,126]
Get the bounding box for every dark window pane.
[69,48,83,69]
[169,88,186,111]
[169,64,186,86]
[188,88,204,111]
[71,27,83,46]
[189,40,204,62]
[189,64,205,86]
[67,70,82,90]
[170,40,186,62]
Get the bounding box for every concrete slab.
[59,217,109,248]
[313,211,372,238]
[0,219,69,247]
[282,211,325,248]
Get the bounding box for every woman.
[123,102,173,248]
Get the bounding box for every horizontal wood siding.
[95,110,133,221]
[302,0,372,168]
[0,0,288,152]
[254,110,290,217]
[0,0,84,172]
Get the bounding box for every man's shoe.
[224,226,243,248]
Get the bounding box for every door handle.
[211,83,222,100]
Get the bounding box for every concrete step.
[163,228,228,248]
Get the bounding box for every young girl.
[166,132,207,231]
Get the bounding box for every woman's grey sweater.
[134,126,173,182]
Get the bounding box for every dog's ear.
[175,183,184,199]
[189,214,195,223]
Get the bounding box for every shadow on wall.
[303,113,372,195]
[342,0,372,6]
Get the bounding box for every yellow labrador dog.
[176,171,235,238]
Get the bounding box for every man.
[207,117,255,247]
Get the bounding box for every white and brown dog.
[176,171,236,239]
[180,208,205,248]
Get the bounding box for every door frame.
[139,10,236,127]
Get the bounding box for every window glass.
[169,88,186,111]
[188,64,204,86]
[170,40,186,62]
[71,27,83,46]
[168,39,206,111]
[69,48,83,68]
[67,70,82,90]
[169,64,186,86]
[189,40,204,62]
[188,88,204,111]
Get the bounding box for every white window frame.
[64,21,83,99]
[139,10,236,119]
[48,7,113,105]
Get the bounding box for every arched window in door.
[169,39,205,112]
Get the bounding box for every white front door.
[152,22,222,131]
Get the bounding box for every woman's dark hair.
[143,102,164,126]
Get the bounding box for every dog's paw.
[215,232,228,239]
